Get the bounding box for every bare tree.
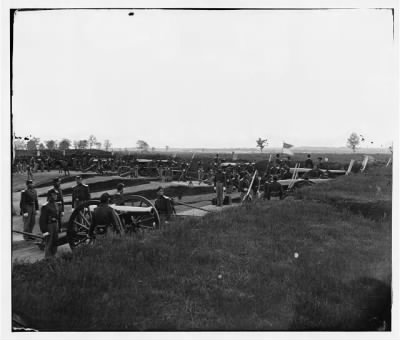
[256,137,268,152]
[95,142,102,149]
[88,135,97,149]
[347,133,360,152]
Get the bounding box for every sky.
[11,8,397,149]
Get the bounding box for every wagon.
[67,194,160,249]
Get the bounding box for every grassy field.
[12,165,392,331]
[294,166,392,221]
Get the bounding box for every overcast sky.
[12,8,396,149]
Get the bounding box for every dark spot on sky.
[128,12,134,16]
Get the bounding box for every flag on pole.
[282,142,294,156]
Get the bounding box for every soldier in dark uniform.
[263,175,273,200]
[303,165,324,179]
[113,183,125,205]
[19,180,39,240]
[214,168,226,207]
[266,176,284,200]
[154,187,175,227]
[49,178,65,230]
[89,193,121,237]
[225,170,234,205]
[72,176,90,210]
[39,189,60,258]
[62,159,70,176]
[305,154,314,169]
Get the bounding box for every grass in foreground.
[12,197,391,331]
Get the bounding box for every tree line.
[14,135,113,152]
[14,136,157,153]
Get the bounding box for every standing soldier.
[19,180,39,240]
[197,162,204,184]
[50,178,64,231]
[72,176,91,210]
[225,170,234,205]
[62,159,70,176]
[214,168,226,207]
[266,176,284,200]
[26,164,34,181]
[154,187,175,228]
[305,154,314,169]
[39,189,60,258]
[134,163,139,178]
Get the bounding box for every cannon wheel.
[67,200,123,249]
[118,195,160,233]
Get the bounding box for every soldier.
[89,193,122,237]
[72,176,90,210]
[49,178,65,231]
[154,187,175,228]
[266,176,283,200]
[26,164,34,181]
[113,183,125,206]
[39,189,60,258]
[214,168,226,207]
[62,159,70,176]
[305,154,314,169]
[303,164,324,179]
[225,170,234,205]
[19,180,39,240]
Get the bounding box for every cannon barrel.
[109,204,154,215]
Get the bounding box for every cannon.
[67,194,160,249]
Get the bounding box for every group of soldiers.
[17,153,330,258]
[19,175,90,258]
[19,173,175,258]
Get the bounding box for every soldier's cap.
[273,176,278,181]
[47,188,58,196]
[53,177,61,183]
[75,175,81,179]
[26,180,33,185]
[117,183,125,191]
[156,186,163,192]
[100,192,111,203]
